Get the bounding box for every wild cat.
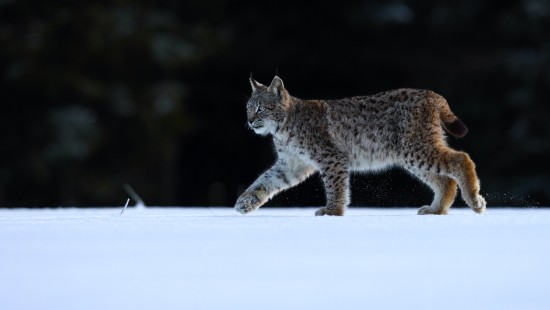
[235,76,486,216]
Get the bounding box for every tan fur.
[235,76,486,216]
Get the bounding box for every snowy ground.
[1,207,549,310]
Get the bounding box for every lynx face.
[246,76,289,136]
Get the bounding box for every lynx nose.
[247,114,256,126]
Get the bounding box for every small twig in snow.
[124,183,146,209]
[120,198,130,215]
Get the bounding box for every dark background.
[1,0,549,208]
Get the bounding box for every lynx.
[235,76,486,216]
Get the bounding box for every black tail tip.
[445,119,469,138]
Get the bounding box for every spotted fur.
[235,76,486,216]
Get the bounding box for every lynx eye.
[257,106,266,113]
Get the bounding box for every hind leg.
[435,149,486,214]
[409,169,457,215]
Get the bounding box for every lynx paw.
[235,193,262,215]
[315,207,344,216]
[471,195,487,214]
[417,205,448,215]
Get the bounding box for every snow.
[1,207,549,310]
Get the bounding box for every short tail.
[429,91,469,138]
[443,117,468,138]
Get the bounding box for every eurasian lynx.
[235,76,486,216]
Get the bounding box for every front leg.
[235,156,314,215]
[315,153,350,216]
[234,185,269,215]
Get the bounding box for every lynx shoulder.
[235,76,486,216]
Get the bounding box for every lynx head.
[246,76,290,136]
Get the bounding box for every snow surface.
[1,207,549,310]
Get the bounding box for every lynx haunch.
[235,76,486,216]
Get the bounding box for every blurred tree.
[0,1,211,205]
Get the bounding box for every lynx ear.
[249,76,264,92]
[268,76,285,97]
